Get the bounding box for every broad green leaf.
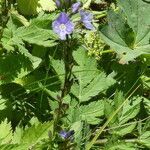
[15,25,57,47]
[119,97,141,124]
[71,121,83,148]
[50,57,65,84]
[10,10,29,27]
[111,123,137,136]
[105,95,141,136]
[72,47,115,102]
[0,119,13,144]
[106,142,136,150]
[0,53,41,85]
[2,18,57,53]
[100,0,150,63]
[0,144,23,150]
[21,121,53,147]
[12,127,23,144]
[17,0,39,16]
[80,100,104,124]
[139,131,150,148]
[0,95,6,110]
[37,0,56,12]
[104,100,117,125]
[30,13,56,28]
[143,98,150,115]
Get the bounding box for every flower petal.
[83,21,94,30]
[66,21,74,34]
[72,2,81,13]
[57,12,69,24]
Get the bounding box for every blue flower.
[52,12,74,40]
[59,130,75,139]
[80,10,94,30]
[55,0,75,9]
[71,2,81,13]
[55,0,61,8]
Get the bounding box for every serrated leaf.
[0,144,24,150]
[72,47,115,102]
[21,121,53,147]
[143,97,150,115]
[0,119,13,144]
[112,123,137,136]
[100,0,150,63]
[0,53,41,85]
[2,18,57,53]
[12,127,23,144]
[80,100,104,124]
[119,97,141,124]
[50,56,65,84]
[106,142,136,150]
[139,131,150,148]
[15,25,57,47]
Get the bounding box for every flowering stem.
[54,37,73,133]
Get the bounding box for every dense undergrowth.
[0,0,150,149]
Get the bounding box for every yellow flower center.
[59,24,66,30]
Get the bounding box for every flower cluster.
[84,31,105,60]
[52,0,94,40]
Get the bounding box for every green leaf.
[70,121,83,148]
[119,97,141,124]
[0,144,24,150]
[143,97,150,115]
[72,47,115,102]
[0,53,41,85]
[17,0,39,16]
[111,123,137,136]
[15,25,57,47]
[104,95,141,136]
[12,127,23,144]
[139,131,150,148]
[37,0,56,12]
[21,121,53,147]
[80,100,104,124]
[0,95,7,110]
[0,119,13,144]
[2,18,57,53]
[106,142,136,150]
[100,0,150,63]
[50,56,65,84]
[104,100,117,125]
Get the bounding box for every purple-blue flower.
[55,0,74,9]
[55,0,61,8]
[59,130,75,139]
[52,12,74,40]
[71,2,81,13]
[80,10,94,30]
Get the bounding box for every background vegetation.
[0,0,149,149]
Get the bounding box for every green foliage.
[17,0,56,16]
[0,119,13,144]
[100,0,150,63]
[0,0,149,149]
[104,92,141,136]
[71,47,115,102]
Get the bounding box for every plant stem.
[54,37,73,133]
[100,49,114,54]
[95,138,138,144]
